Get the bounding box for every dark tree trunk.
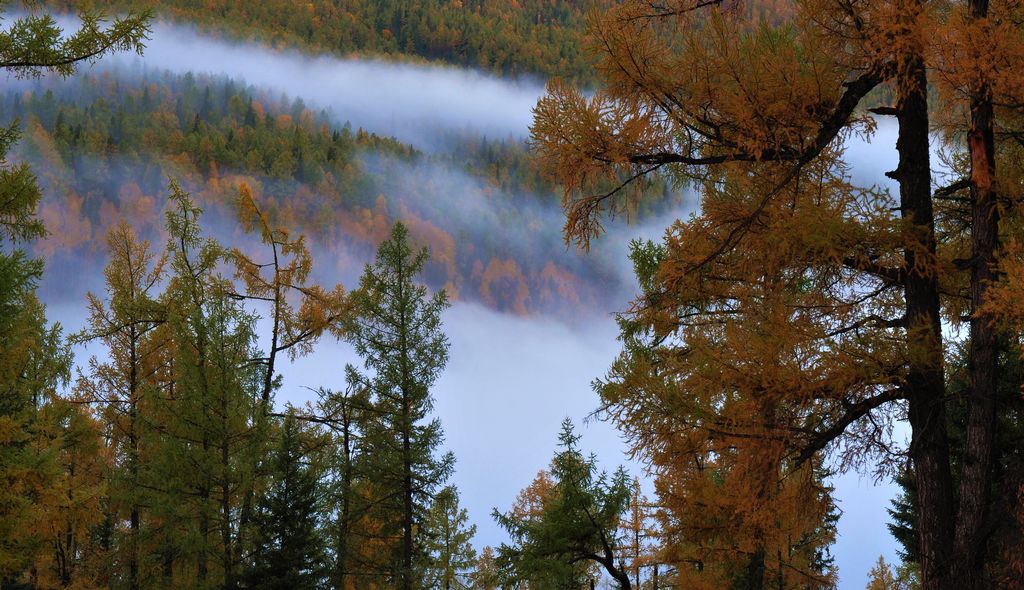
[745,547,766,590]
[402,407,413,590]
[955,0,999,584]
[894,23,955,590]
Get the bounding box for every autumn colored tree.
[151,183,265,590]
[530,0,1024,587]
[618,478,659,590]
[28,395,110,589]
[865,556,920,590]
[0,6,148,584]
[230,184,348,410]
[0,294,72,588]
[344,221,455,590]
[494,419,633,590]
[229,183,348,578]
[421,486,477,590]
[471,547,501,590]
[73,220,168,590]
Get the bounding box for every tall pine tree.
[344,222,454,590]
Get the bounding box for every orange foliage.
[479,258,530,315]
[36,191,93,257]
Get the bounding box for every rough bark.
[894,23,955,590]
[954,0,999,583]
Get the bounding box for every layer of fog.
[96,21,545,149]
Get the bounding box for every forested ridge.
[4,1,1024,590]
[44,0,607,82]
[3,70,674,315]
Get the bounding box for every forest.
[2,1,1024,590]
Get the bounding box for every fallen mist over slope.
[101,21,546,149]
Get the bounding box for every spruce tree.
[245,414,325,590]
[494,419,632,590]
[344,222,454,590]
[315,367,372,590]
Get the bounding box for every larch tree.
[156,183,264,590]
[618,478,658,590]
[494,419,633,590]
[73,220,167,590]
[421,486,477,590]
[230,183,348,411]
[30,394,110,589]
[471,547,501,590]
[529,0,1024,587]
[229,183,347,578]
[344,221,455,590]
[0,6,149,585]
[0,294,71,588]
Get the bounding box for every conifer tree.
[229,183,347,582]
[0,8,149,585]
[30,394,110,589]
[0,295,71,588]
[494,419,632,590]
[344,222,454,590]
[154,183,264,590]
[73,220,167,590]
[471,547,500,590]
[314,367,372,590]
[421,486,477,590]
[529,0,1024,586]
[244,413,326,590]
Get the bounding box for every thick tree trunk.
[894,24,955,590]
[954,0,999,583]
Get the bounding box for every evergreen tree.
[344,222,454,590]
[73,220,168,590]
[315,367,372,590]
[422,486,477,590]
[494,419,632,590]
[154,183,264,590]
[471,547,500,590]
[244,414,325,590]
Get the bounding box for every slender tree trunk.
[222,399,235,590]
[745,547,766,590]
[336,419,353,590]
[402,403,413,590]
[894,13,955,588]
[399,260,414,590]
[163,539,174,582]
[955,0,999,583]
[129,328,140,590]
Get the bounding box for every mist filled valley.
[4,3,1023,590]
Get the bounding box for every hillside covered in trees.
[44,0,608,82]
[3,68,675,316]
